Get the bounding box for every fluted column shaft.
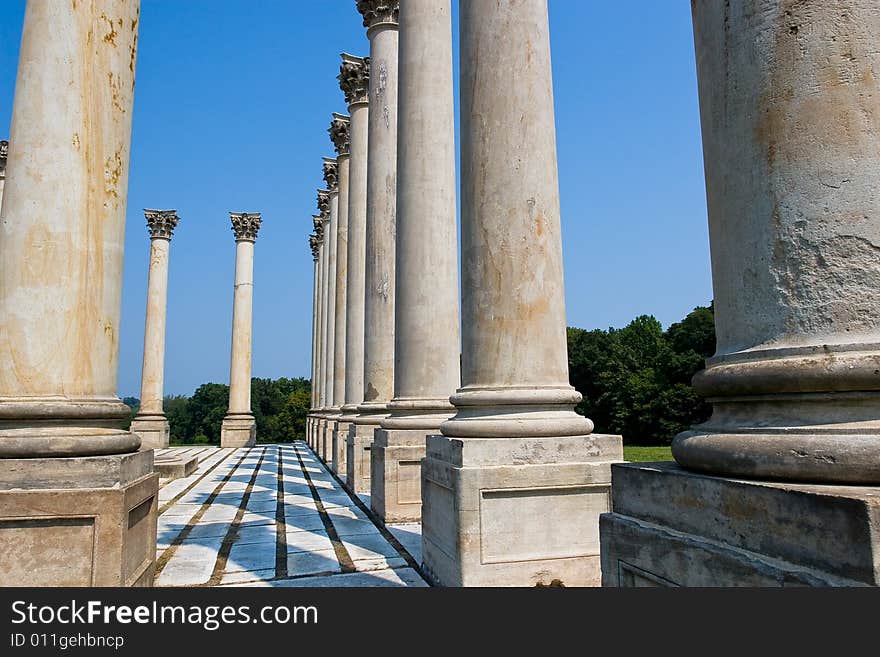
[0,0,141,457]
[318,216,330,410]
[673,0,880,484]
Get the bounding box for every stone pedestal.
[0,451,158,586]
[332,420,350,477]
[131,416,170,450]
[220,414,256,448]
[346,422,375,494]
[421,434,622,587]
[371,428,427,523]
[0,0,157,586]
[600,463,880,587]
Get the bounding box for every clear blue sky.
[0,1,710,398]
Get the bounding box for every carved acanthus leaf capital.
[323,158,338,190]
[0,140,7,174]
[313,214,324,239]
[329,113,351,156]
[316,189,331,220]
[144,209,180,239]
[356,0,399,28]
[230,211,262,241]
[338,54,370,106]
[309,233,320,260]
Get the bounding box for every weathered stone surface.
[152,450,198,480]
[422,434,621,587]
[672,0,880,484]
[600,463,880,586]
[0,451,158,586]
[220,414,256,448]
[371,428,427,523]
[346,423,374,494]
[131,416,171,450]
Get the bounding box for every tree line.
[124,377,311,444]
[123,304,715,446]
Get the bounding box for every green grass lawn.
[623,445,673,462]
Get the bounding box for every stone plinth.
[346,422,375,494]
[600,462,880,587]
[130,415,170,450]
[152,450,198,480]
[0,451,158,586]
[331,420,350,476]
[220,413,256,448]
[421,434,622,587]
[371,428,427,523]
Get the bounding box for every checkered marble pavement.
[153,442,427,587]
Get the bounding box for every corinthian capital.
[316,189,331,220]
[313,214,324,239]
[230,211,262,242]
[309,233,320,261]
[323,158,338,191]
[338,53,370,107]
[356,0,399,28]
[144,209,180,239]
[329,113,351,156]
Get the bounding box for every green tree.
[187,383,230,444]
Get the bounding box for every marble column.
[308,232,320,448]
[131,210,180,449]
[372,0,459,524]
[310,214,326,449]
[317,189,335,462]
[0,140,7,211]
[337,53,370,490]
[0,0,158,586]
[421,0,622,587]
[220,212,261,447]
[329,115,352,474]
[348,0,399,495]
[600,0,880,587]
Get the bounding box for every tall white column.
[337,53,370,490]
[0,0,158,586]
[348,0,399,495]
[310,215,326,449]
[220,212,261,448]
[308,233,320,447]
[131,210,180,449]
[329,115,352,474]
[372,0,459,524]
[421,0,621,587]
[317,188,334,462]
[0,140,7,211]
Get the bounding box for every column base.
[130,414,170,450]
[220,414,256,448]
[345,422,376,494]
[318,418,329,463]
[599,462,880,586]
[331,420,351,476]
[0,450,158,586]
[371,428,429,524]
[421,433,622,587]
